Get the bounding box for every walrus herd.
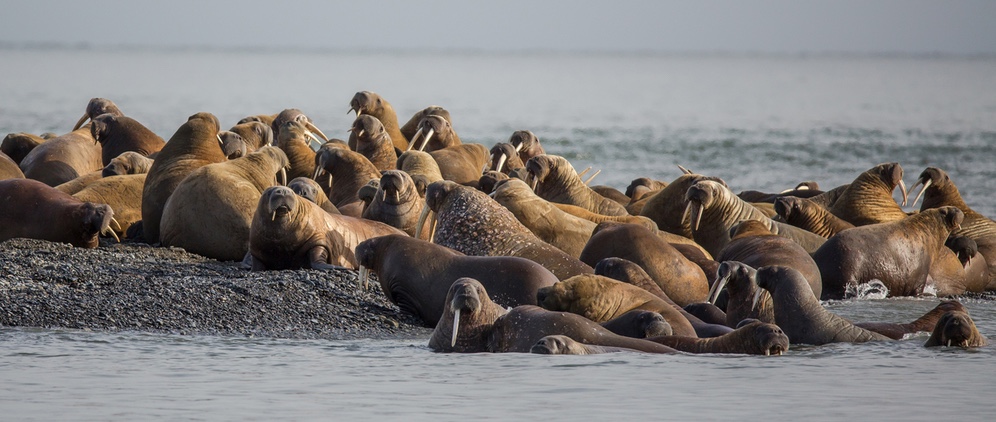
[1,94,991,355]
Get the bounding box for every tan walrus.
[347,91,409,151]
[524,154,628,216]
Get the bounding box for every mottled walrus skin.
[89,113,164,166]
[424,180,593,280]
[774,196,854,238]
[348,91,409,151]
[349,115,397,171]
[19,126,102,187]
[429,278,677,354]
[923,310,988,348]
[647,321,789,356]
[813,206,964,299]
[355,235,557,326]
[717,220,822,298]
[0,178,115,248]
[141,112,226,243]
[829,162,909,226]
[248,186,405,271]
[361,170,428,238]
[525,154,628,216]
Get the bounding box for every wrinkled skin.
[397,150,444,187]
[488,142,525,175]
[0,178,115,248]
[19,126,103,187]
[349,115,397,171]
[73,173,147,237]
[348,91,408,151]
[813,207,964,299]
[923,310,988,348]
[1,132,46,164]
[270,109,328,146]
[288,177,340,215]
[89,113,165,166]
[640,173,727,238]
[355,235,558,327]
[507,130,545,164]
[647,321,789,355]
[429,143,489,187]
[717,220,822,298]
[708,261,775,327]
[102,151,154,177]
[275,120,320,182]
[829,162,908,226]
[229,121,274,152]
[525,154,628,216]
[756,266,892,345]
[399,106,451,143]
[248,186,404,271]
[774,196,854,238]
[362,171,428,238]
[491,178,600,257]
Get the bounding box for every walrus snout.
[78,202,116,243]
[753,323,789,356]
[265,186,297,219]
[530,335,567,354]
[89,113,115,144]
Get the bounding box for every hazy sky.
[2,0,995,54]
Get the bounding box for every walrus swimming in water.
[530,335,646,355]
[829,162,909,226]
[19,126,103,187]
[0,178,117,247]
[361,170,428,238]
[646,320,789,355]
[1,132,47,165]
[347,91,409,152]
[349,115,398,171]
[923,310,987,348]
[525,154,628,216]
[89,113,165,166]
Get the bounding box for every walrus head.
[478,170,510,195]
[102,151,153,177]
[312,142,351,183]
[348,91,387,117]
[261,186,298,223]
[869,162,908,206]
[743,321,790,356]
[530,335,581,355]
[279,120,324,152]
[945,235,978,268]
[229,121,274,151]
[288,177,323,205]
[89,113,118,145]
[909,167,955,209]
[272,109,328,145]
[218,130,248,160]
[408,115,453,152]
[349,115,389,146]
[682,180,722,231]
[379,170,416,205]
[489,142,524,174]
[187,111,221,133]
[925,310,987,348]
[508,130,539,154]
[1,132,46,164]
[708,260,761,306]
[625,177,668,199]
[934,206,964,232]
[428,277,507,352]
[524,154,558,191]
[74,97,123,131]
[75,202,118,246]
[535,275,618,321]
[424,180,461,213]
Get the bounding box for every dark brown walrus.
[755,266,891,345]
[408,114,462,152]
[419,180,593,280]
[0,152,24,180]
[247,186,404,271]
[275,120,323,182]
[530,335,646,355]
[829,162,909,226]
[313,145,381,217]
[579,222,709,306]
[640,173,727,238]
[0,178,116,248]
[923,310,988,348]
[361,170,428,238]
[717,220,822,298]
[399,106,451,143]
[270,109,329,147]
[911,166,996,290]
[19,126,103,187]
[774,196,854,238]
[1,132,47,165]
[855,300,969,340]
[488,142,525,175]
[646,320,789,355]
[89,113,165,166]
[160,146,290,261]
[354,235,558,327]
[525,154,628,216]
[349,115,397,171]
[72,97,124,131]
[141,112,226,243]
[397,150,444,187]
[429,278,677,354]
[348,91,409,152]
[507,130,546,165]
[287,177,340,215]
[813,206,964,299]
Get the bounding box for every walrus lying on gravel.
[361,170,428,239]
[0,178,117,247]
[2,132,46,165]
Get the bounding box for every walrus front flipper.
[307,246,349,271]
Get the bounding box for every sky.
[1,0,994,54]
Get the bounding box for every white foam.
[845,280,889,300]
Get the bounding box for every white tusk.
[451,308,461,348]
[948,339,952,347]
[577,167,591,179]
[898,179,908,207]
[707,273,729,304]
[415,205,431,239]
[514,142,523,152]
[584,169,601,185]
[271,211,277,221]
[529,175,538,192]
[910,179,931,209]
[358,265,368,291]
[407,128,423,151]
[428,212,438,243]
[306,132,323,152]
[217,134,224,146]
[357,129,365,138]
[751,288,764,312]
[419,129,434,152]
[102,225,120,243]
[495,153,508,173]
[677,164,692,175]
[682,202,692,224]
[306,122,330,142]
[279,168,287,186]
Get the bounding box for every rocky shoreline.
[0,238,432,340]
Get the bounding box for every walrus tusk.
[313,166,323,181]
[528,174,538,192]
[751,288,765,312]
[707,273,729,304]
[910,178,931,209]
[415,205,432,239]
[407,128,423,151]
[677,164,693,175]
[328,174,332,187]
[898,179,909,207]
[948,339,952,347]
[358,265,368,291]
[101,221,120,243]
[93,132,100,144]
[577,167,592,179]
[513,142,523,152]
[357,129,365,138]
[110,216,122,233]
[495,153,508,173]
[683,202,703,231]
[451,308,461,347]
[418,129,434,152]
[278,168,287,186]
[305,122,329,142]
[428,213,437,243]
[964,255,972,270]
[348,107,357,115]
[73,113,90,131]
[584,169,601,186]
[217,134,224,146]
[271,211,277,221]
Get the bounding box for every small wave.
[845,280,889,300]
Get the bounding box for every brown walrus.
[54,171,104,195]
[683,180,827,256]
[313,145,381,216]
[647,320,789,355]
[275,120,324,182]
[626,177,668,201]
[89,113,165,166]
[755,265,891,345]
[237,114,277,127]
[101,151,155,177]
[429,278,677,354]
[910,166,996,290]
[490,178,603,257]
[399,106,451,142]
[579,222,709,306]
[419,180,593,280]
[774,196,854,238]
[590,185,630,206]
[140,112,227,243]
[813,206,965,299]
[640,173,727,238]
[361,170,428,238]
[707,261,774,327]
[525,154,628,216]
[1,152,25,180]
[72,173,147,238]
[349,115,397,171]
[397,150,444,190]
[160,146,290,261]
[19,126,103,187]
[347,91,409,151]
[72,97,124,131]
[829,162,909,226]
[717,220,822,298]
[939,236,991,294]
[270,108,329,147]
[228,121,274,152]
[855,300,968,340]
[923,310,988,348]
[1,132,46,165]
[429,143,489,187]
[488,142,525,175]
[530,335,646,355]
[247,186,405,270]
[0,178,116,248]
[507,130,545,164]
[408,114,462,152]
[287,177,340,215]
[354,235,558,326]
[598,310,674,338]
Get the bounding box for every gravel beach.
[0,238,432,340]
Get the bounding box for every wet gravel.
[0,238,431,340]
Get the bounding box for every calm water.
[1,48,995,420]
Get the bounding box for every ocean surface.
[1,47,995,420]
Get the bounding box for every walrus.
[854,300,969,340]
[717,220,822,298]
[923,310,988,348]
[237,113,277,127]
[804,184,849,209]
[248,185,404,270]
[488,142,525,175]
[647,320,789,355]
[72,98,123,131]
[429,143,489,187]
[288,177,340,215]
[640,173,728,238]
[530,335,645,355]
[275,120,324,183]
[507,130,545,164]
[535,274,697,337]
[477,170,510,195]
[626,177,668,201]
[429,278,677,354]
[228,121,274,152]
[707,261,774,327]
[140,112,226,243]
[0,178,116,247]
[525,154,628,216]
[72,173,147,238]
[1,152,25,180]
[98,151,153,178]
[682,302,727,326]
[1,132,46,165]
[354,235,558,326]
[829,162,909,226]
[313,145,381,216]
[397,150,444,189]
[419,180,593,280]
[349,115,397,171]
[937,236,991,294]
[19,126,103,187]
[361,170,428,238]
[269,108,329,147]
[347,91,409,151]
[160,146,290,261]
[408,114,462,152]
[89,113,165,166]
[737,181,824,203]
[578,222,709,306]
[910,166,996,290]
[774,196,854,238]
[399,105,451,142]
[755,266,892,345]
[591,257,733,337]
[53,171,104,195]
[813,206,964,299]
[490,178,604,257]
[590,185,630,206]
[683,180,827,256]
[598,310,673,338]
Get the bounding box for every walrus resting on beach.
[0,178,116,248]
[19,126,102,187]
[89,113,164,166]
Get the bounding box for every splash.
[845,280,889,300]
